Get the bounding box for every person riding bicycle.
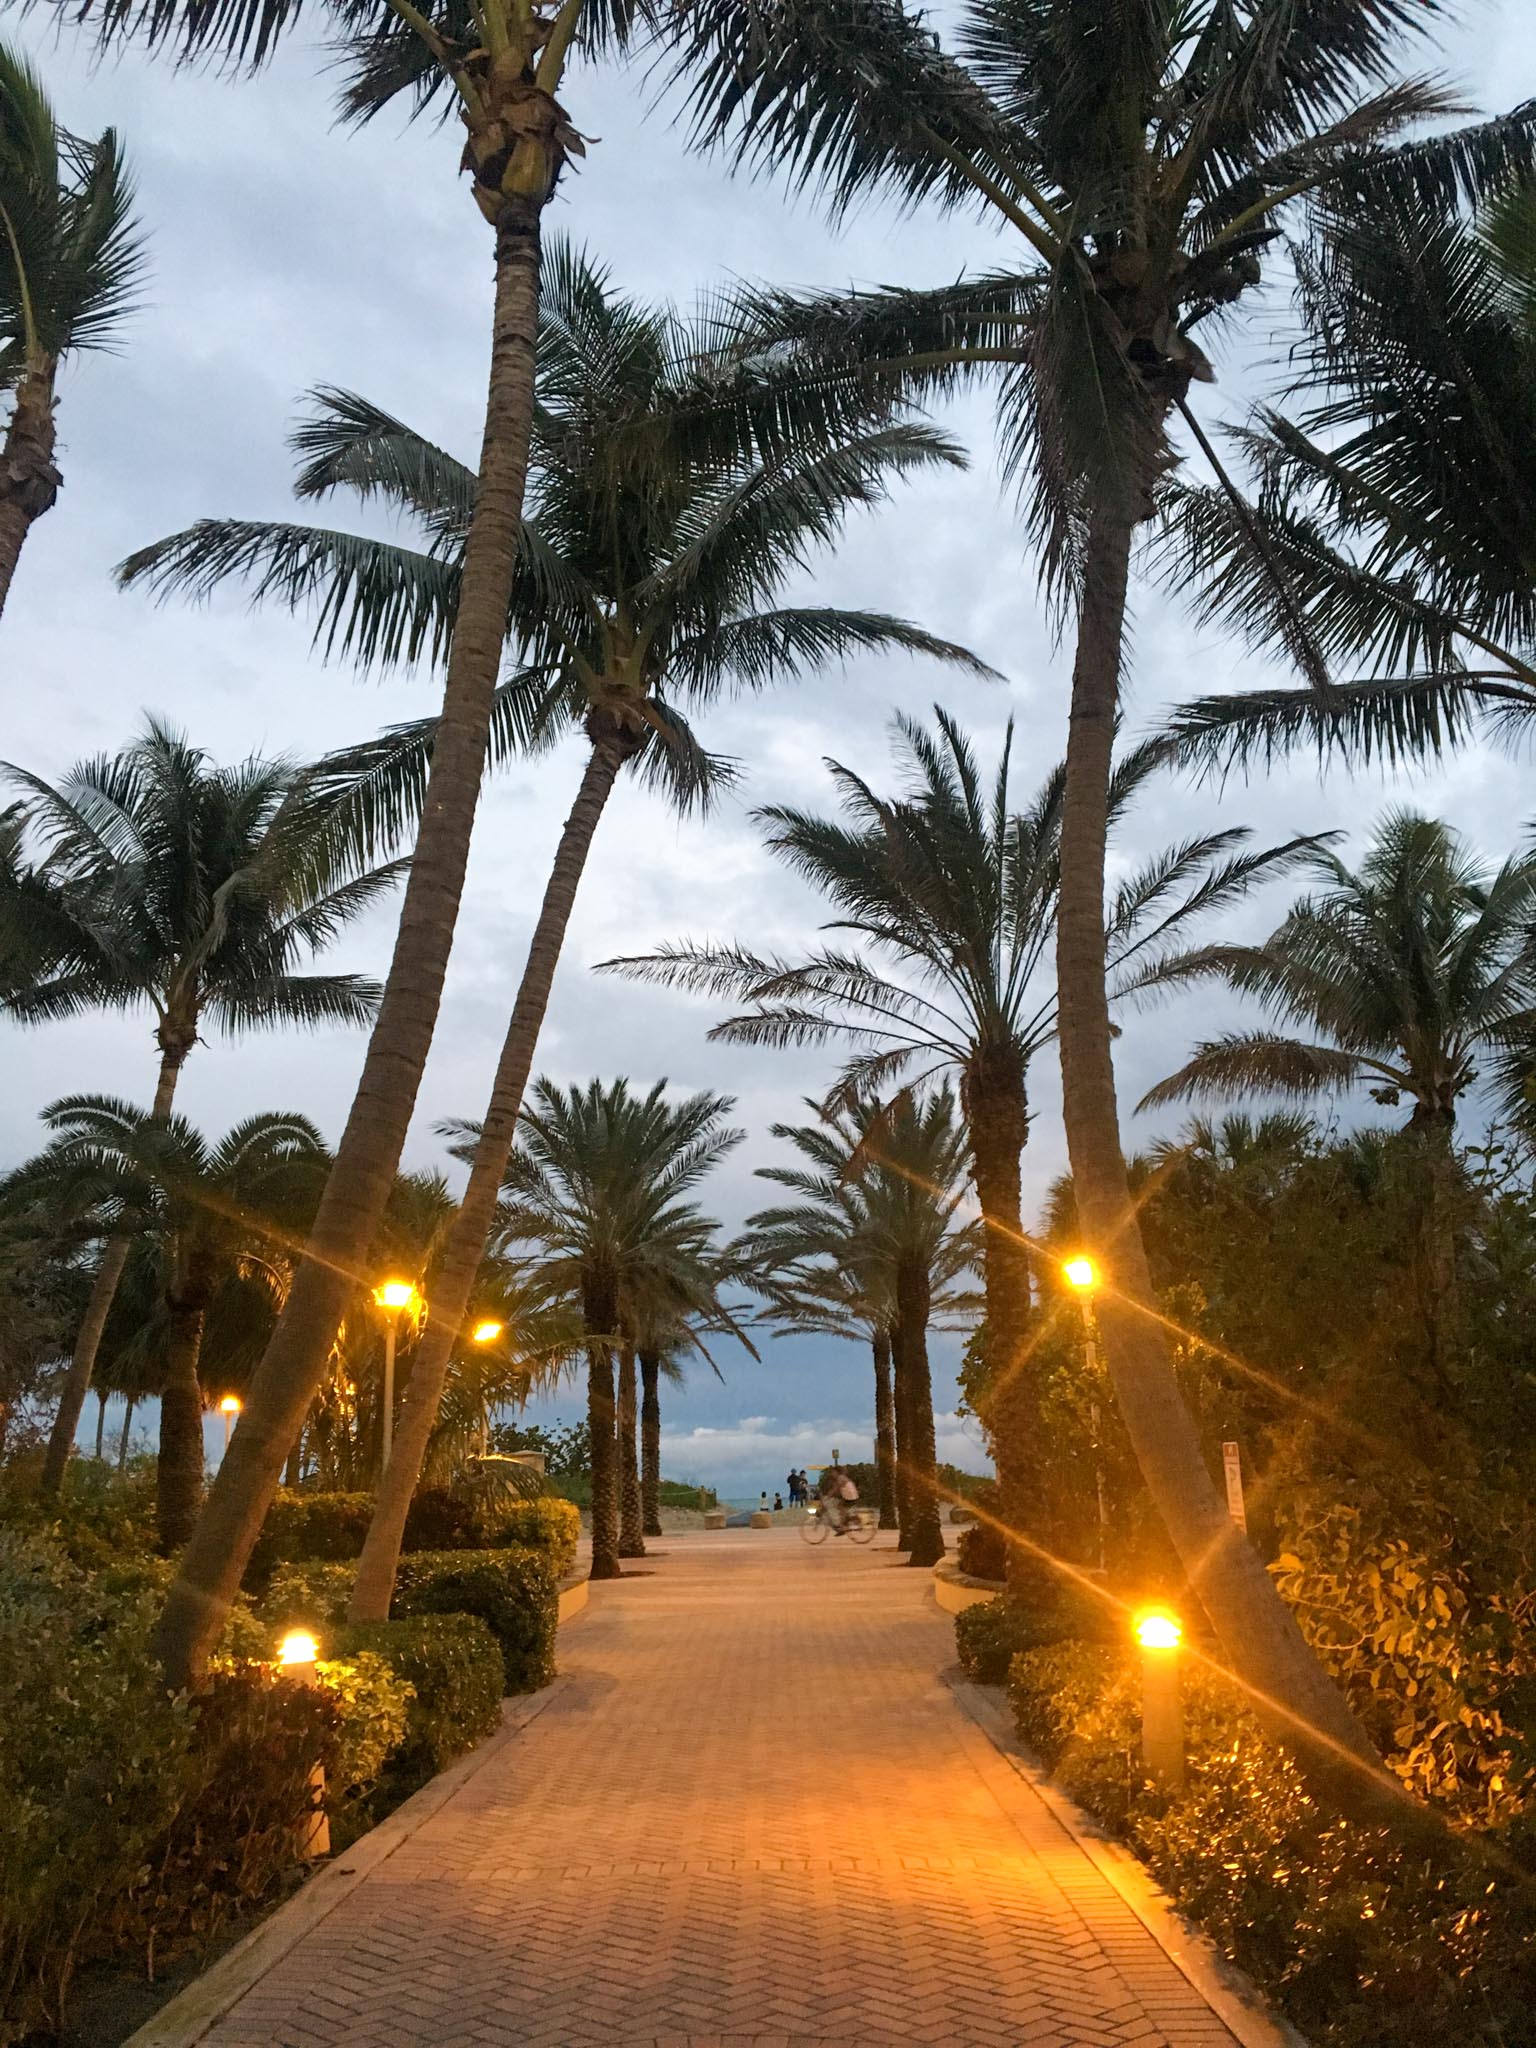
[817,1455,859,1536]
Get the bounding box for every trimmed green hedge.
[481,1497,580,1578]
[244,1491,375,1588]
[393,1547,558,1695]
[337,1615,504,1797]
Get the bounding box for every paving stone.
[203,1532,1242,2047]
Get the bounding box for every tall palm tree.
[606,708,1311,1582]
[419,1079,743,1585]
[0,40,144,620]
[666,0,1536,1805]
[162,255,987,1634]
[625,1266,753,1547]
[1162,185,1536,773]
[8,1098,327,1548]
[746,1089,978,1566]
[1140,812,1536,1135]
[0,718,400,1495]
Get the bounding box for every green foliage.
[492,1417,590,1478]
[260,1559,356,1629]
[392,1546,557,1695]
[313,1653,413,1810]
[337,1616,504,1797]
[244,1490,376,1587]
[954,1591,1095,1685]
[955,1485,1006,1580]
[401,1486,483,1553]
[481,1496,580,1578]
[0,1528,338,2044]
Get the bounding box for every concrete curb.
[931,1558,1005,1614]
[124,1679,573,2048]
[944,1672,1307,2048]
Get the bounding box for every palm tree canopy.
[452,1077,745,1341]
[1159,181,1536,775]
[0,37,145,378]
[120,243,994,857]
[601,707,1320,1115]
[0,716,404,1054]
[1138,810,1536,1130]
[667,0,1536,596]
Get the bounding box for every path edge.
[944,1671,1307,2048]
[124,1679,574,2048]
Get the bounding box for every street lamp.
[1134,1606,1185,1787]
[372,1279,421,1472]
[470,1318,504,1455]
[1063,1258,1108,1568]
[218,1393,242,1452]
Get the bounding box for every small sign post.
[1222,1440,1247,1533]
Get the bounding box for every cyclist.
[817,1453,859,1536]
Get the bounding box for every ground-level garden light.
[373,1279,423,1473]
[276,1629,330,1857]
[1134,1607,1185,1789]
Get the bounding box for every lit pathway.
[201,1531,1250,2048]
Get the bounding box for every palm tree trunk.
[40,1042,185,1496]
[964,1056,1034,1596]
[1056,509,1392,1816]
[117,1396,136,1470]
[157,1299,207,1554]
[0,366,61,624]
[640,1350,663,1538]
[94,1392,107,1460]
[587,1341,621,1582]
[617,1343,645,1558]
[896,1264,944,1568]
[154,204,549,1688]
[890,1321,913,1549]
[347,733,628,1623]
[871,1329,897,1530]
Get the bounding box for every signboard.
[1221,1441,1247,1532]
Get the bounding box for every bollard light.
[1134,1606,1185,1788]
[275,1631,330,1858]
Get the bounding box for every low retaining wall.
[932,1559,1005,1615]
[557,1575,589,1623]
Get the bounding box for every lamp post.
[218,1393,242,1454]
[1063,1257,1109,1569]
[470,1318,503,1456]
[1134,1607,1185,1788]
[276,1630,331,1858]
[372,1279,420,1474]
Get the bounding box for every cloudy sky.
[7,1,1535,1495]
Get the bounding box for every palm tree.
[1162,184,1536,774]
[1140,813,1536,1135]
[423,1079,743,1585]
[746,1089,978,1566]
[0,718,400,1495]
[0,40,145,620]
[625,1268,753,1546]
[666,0,1536,1805]
[163,255,989,1632]
[8,1099,327,1548]
[605,708,1312,1582]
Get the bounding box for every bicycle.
[800,1500,877,1545]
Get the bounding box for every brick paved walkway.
[206,1532,1243,2048]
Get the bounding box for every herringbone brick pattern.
[206,1533,1239,2047]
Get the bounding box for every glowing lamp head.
[471,1319,504,1345]
[218,1394,242,1415]
[375,1279,417,1312]
[1134,1608,1182,1652]
[1063,1256,1098,1293]
[277,1629,319,1669]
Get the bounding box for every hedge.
[481,1497,580,1578]
[337,1615,505,1795]
[393,1547,558,1695]
[244,1491,375,1588]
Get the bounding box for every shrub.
[956,1520,1007,1580]
[314,1653,413,1811]
[0,1529,340,2043]
[954,1595,1082,1684]
[480,1497,580,1577]
[261,1560,357,1630]
[401,1487,482,1553]
[337,1615,504,1796]
[1006,1638,1120,1769]
[244,1491,375,1588]
[393,1547,557,1694]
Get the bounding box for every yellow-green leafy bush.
[393,1547,557,1694]
[337,1614,504,1794]
[482,1496,581,1577]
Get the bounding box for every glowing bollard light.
[276,1631,331,1858]
[1134,1607,1185,1789]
